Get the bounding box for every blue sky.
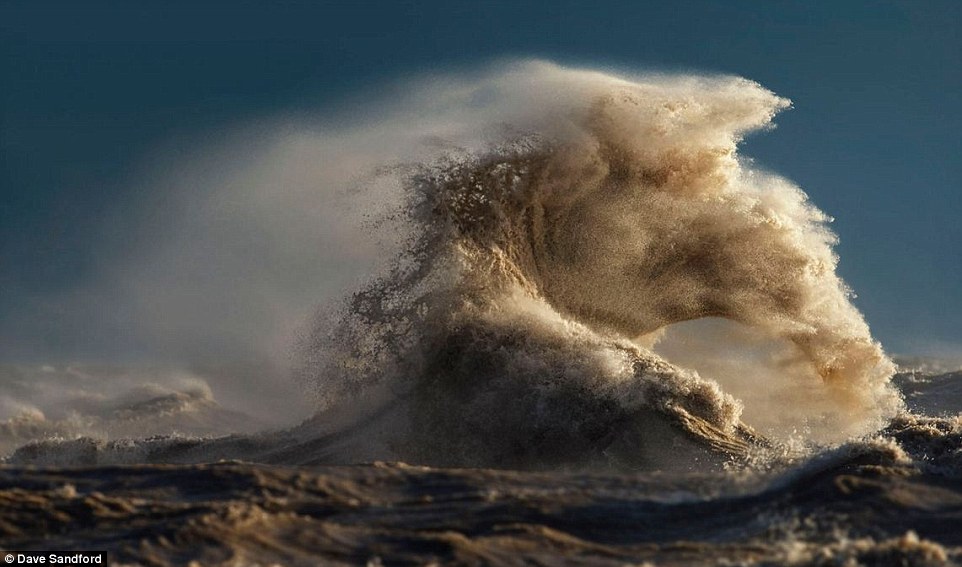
[1,1,959,361]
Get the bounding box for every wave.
[289,61,902,467]
[0,365,264,456]
[1,61,910,470]
[4,413,959,566]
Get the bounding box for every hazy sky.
[1,0,959,363]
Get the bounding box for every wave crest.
[291,62,902,467]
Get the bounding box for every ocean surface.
[1,366,960,566]
[2,63,959,565]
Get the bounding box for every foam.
[294,62,903,465]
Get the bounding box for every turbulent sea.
[2,62,960,566]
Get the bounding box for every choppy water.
[1,62,959,565]
[1,374,960,566]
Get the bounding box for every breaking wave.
[1,61,908,470]
[2,61,956,567]
[289,61,903,468]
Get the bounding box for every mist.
[0,60,903,438]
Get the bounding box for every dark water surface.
[2,374,960,566]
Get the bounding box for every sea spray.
[296,61,902,466]
[0,61,905,470]
[2,61,957,567]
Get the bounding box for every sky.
[1,0,960,366]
